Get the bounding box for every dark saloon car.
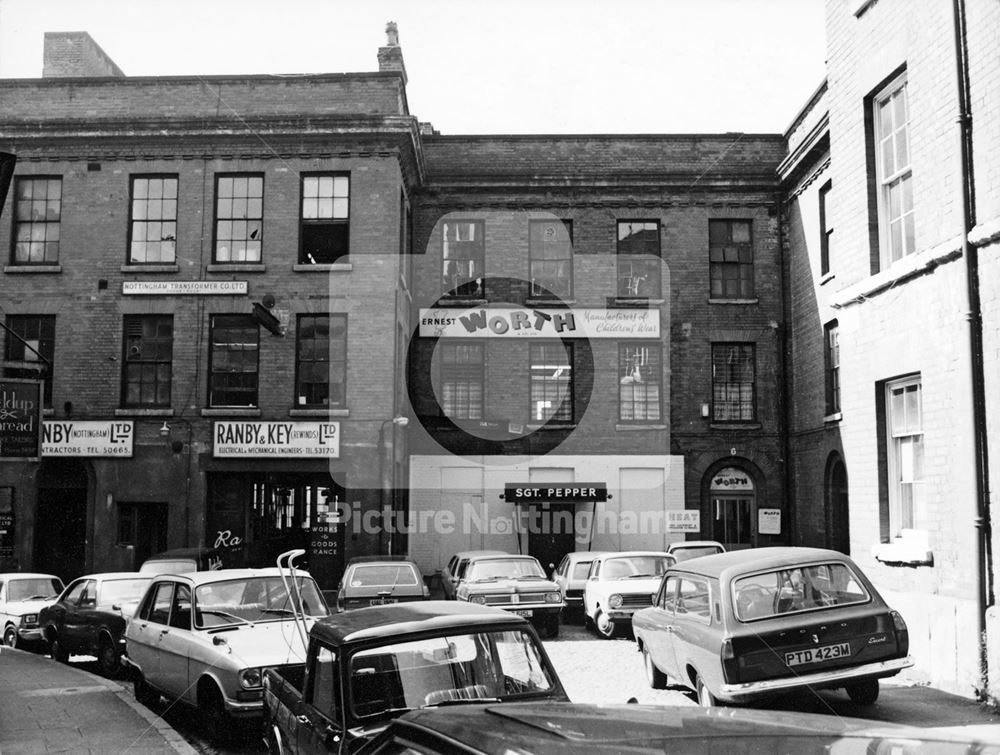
[632,547,913,707]
[355,701,1000,755]
[455,554,564,638]
[336,556,430,611]
[39,571,152,677]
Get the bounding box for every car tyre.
[696,674,720,707]
[3,625,20,649]
[643,645,667,690]
[594,610,616,639]
[846,679,880,705]
[134,673,159,709]
[200,682,232,746]
[50,635,70,663]
[97,636,121,678]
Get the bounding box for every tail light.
[891,610,909,655]
[722,638,735,660]
[721,638,739,683]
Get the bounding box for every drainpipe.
[951,0,993,696]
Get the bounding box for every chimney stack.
[377,21,407,85]
[43,32,125,78]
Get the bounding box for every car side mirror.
[112,603,122,612]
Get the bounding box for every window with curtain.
[618,343,661,422]
[439,342,484,420]
[712,343,756,422]
[209,314,259,407]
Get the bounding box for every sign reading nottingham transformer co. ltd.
[213,421,340,458]
[419,308,660,338]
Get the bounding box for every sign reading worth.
[504,483,608,503]
[123,281,248,295]
[0,379,42,460]
[419,308,659,339]
[42,421,134,457]
[214,421,340,458]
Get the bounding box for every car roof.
[149,567,314,585]
[668,540,725,550]
[70,572,151,582]
[670,547,855,580]
[346,555,418,565]
[451,550,507,560]
[599,551,672,559]
[310,600,527,646]
[565,551,606,560]
[142,547,220,562]
[0,572,62,581]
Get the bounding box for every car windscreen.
[466,558,545,582]
[733,562,871,621]
[193,575,330,628]
[101,578,152,605]
[350,564,419,588]
[602,555,671,579]
[7,577,62,600]
[571,562,593,580]
[348,629,556,719]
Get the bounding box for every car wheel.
[200,682,232,746]
[50,635,70,663]
[643,645,667,690]
[97,637,120,678]
[134,673,159,709]
[595,610,616,639]
[696,674,720,707]
[846,679,880,705]
[3,625,20,649]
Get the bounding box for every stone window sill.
[292,263,352,273]
[201,408,262,418]
[5,265,62,274]
[873,531,934,566]
[290,408,349,418]
[121,264,180,274]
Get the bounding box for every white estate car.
[124,567,330,741]
[1,572,64,649]
[582,551,674,639]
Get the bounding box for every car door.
[128,581,163,685]
[297,643,345,754]
[643,575,679,679]
[46,579,84,646]
[160,582,193,696]
[668,575,716,689]
[64,579,97,653]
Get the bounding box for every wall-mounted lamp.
[159,421,170,437]
[701,403,710,418]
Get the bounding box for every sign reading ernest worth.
[0,379,42,460]
[42,421,134,457]
[214,421,340,458]
[419,308,659,338]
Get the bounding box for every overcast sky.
[0,0,827,135]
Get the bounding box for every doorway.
[527,503,577,576]
[35,459,89,581]
[826,454,850,554]
[708,466,756,551]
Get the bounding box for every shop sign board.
[122,280,248,295]
[504,483,608,503]
[213,420,340,458]
[758,508,782,535]
[0,487,14,567]
[667,510,701,532]
[42,420,134,457]
[419,308,659,339]
[0,378,42,460]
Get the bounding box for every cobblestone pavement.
[543,622,697,706]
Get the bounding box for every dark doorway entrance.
[35,459,88,582]
[527,503,577,577]
[826,455,850,554]
[117,502,168,569]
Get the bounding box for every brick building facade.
[783,0,1000,697]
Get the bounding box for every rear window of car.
[350,564,419,587]
[733,563,870,621]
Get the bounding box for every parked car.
[124,566,329,743]
[667,540,726,562]
[336,556,430,611]
[355,701,1000,755]
[455,554,564,638]
[0,572,64,650]
[442,550,507,600]
[138,546,225,575]
[39,571,152,677]
[264,601,569,754]
[550,551,605,622]
[632,546,913,707]
[582,551,674,638]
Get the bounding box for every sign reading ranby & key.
[213,421,340,457]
